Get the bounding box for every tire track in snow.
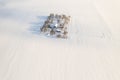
[3,37,24,80]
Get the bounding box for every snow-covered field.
[0,0,120,80]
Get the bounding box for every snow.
[0,0,120,80]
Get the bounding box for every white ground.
[0,0,120,80]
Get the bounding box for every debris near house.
[40,13,71,39]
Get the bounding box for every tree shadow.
[28,15,47,35]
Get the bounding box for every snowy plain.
[0,0,120,80]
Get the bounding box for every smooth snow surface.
[0,0,120,80]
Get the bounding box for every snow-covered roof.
[50,23,58,28]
